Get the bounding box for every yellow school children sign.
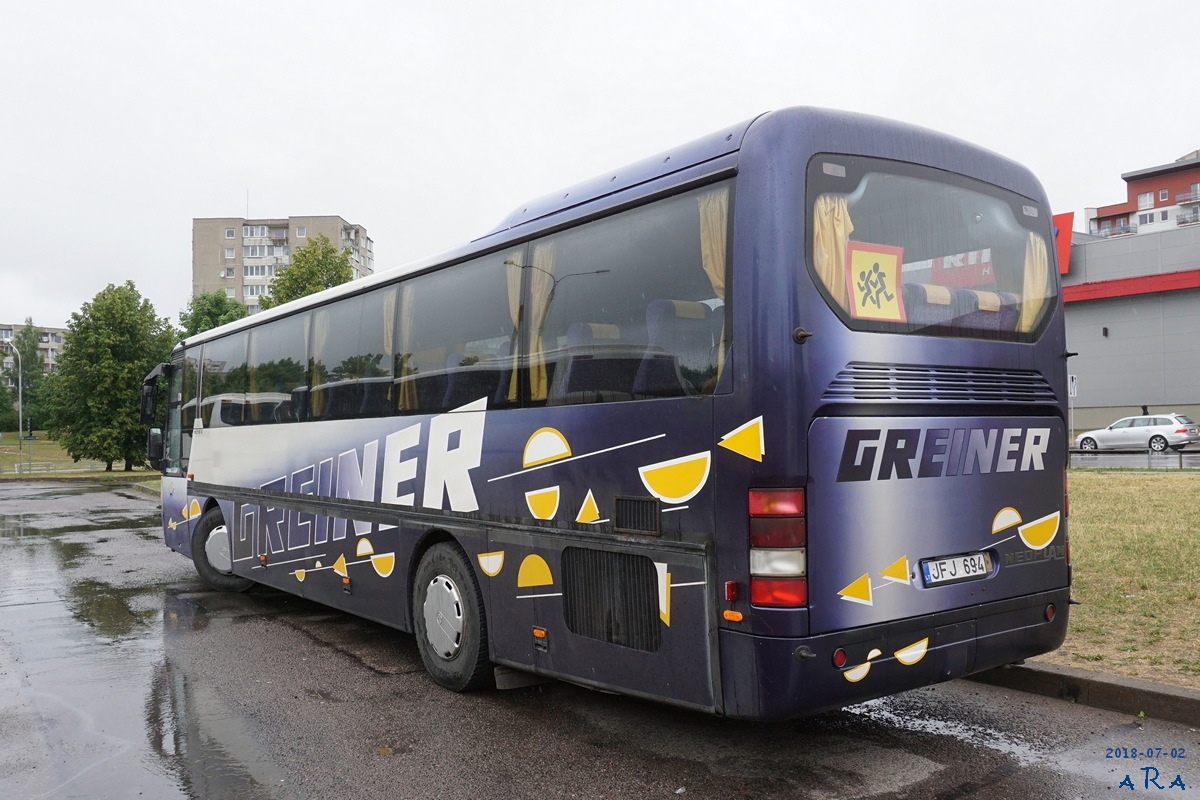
[846,242,907,323]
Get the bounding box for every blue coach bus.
[143,107,1070,720]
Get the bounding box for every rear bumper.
[717,587,1070,720]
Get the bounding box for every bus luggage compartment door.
[806,415,1068,635]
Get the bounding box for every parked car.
[1074,413,1200,452]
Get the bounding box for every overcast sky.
[1,1,1193,329]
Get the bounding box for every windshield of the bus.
[807,155,1057,341]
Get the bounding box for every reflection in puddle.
[0,481,290,799]
[152,588,290,799]
[65,579,156,639]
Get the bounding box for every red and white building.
[1064,151,1200,432]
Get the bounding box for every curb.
[971,661,1200,727]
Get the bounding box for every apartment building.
[192,216,374,313]
[1,323,65,386]
[1086,150,1200,236]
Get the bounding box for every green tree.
[3,318,47,432]
[259,234,352,310]
[41,281,176,471]
[179,290,249,336]
[0,380,16,432]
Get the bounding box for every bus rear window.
[807,156,1057,341]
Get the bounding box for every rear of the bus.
[716,109,1070,720]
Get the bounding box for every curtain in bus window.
[309,311,330,419]
[504,249,523,402]
[698,186,729,379]
[396,284,418,412]
[812,195,854,310]
[528,243,556,401]
[1018,232,1049,333]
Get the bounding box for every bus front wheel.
[191,508,254,593]
[412,542,493,692]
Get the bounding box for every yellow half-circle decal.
[894,637,930,666]
[525,486,560,520]
[184,499,202,520]
[638,451,712,505]
[993,506,1023,534]
[576,490,601,524]
[523,427,572,468]
[838,573,873,606]
[294,569,306,582]
[371,553,395,578]
[844,662,872,683]
[718,416,765,462]
[477,552,505,577]
[356,538,375,557]
[1018,511,1060,550]
[517,554,554,588]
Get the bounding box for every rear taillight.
[748,488,807,608]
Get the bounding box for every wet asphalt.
[0,481,1197,800]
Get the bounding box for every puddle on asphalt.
[0,483,289,799]
[65,579,158,639]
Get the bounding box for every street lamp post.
[2,341,22,470]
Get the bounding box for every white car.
[1074,413,1200,452]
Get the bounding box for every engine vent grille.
[614,496,661,535]
[822,362,1056,405]
[562,547,660,652]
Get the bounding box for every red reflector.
[749,489,804,517]
[1044,603,1056,622]
[750,577,808,607]
[832,648,848,668]
[750,516,807,548]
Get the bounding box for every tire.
[1149,435,1169,453]
[191,508,254,592]
[1079,437,1097,451]
[412,542,492,692]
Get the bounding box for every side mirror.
[140,382,158,425]
[147,427,164,471]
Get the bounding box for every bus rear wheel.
[191,508,254,592]
[413,542,492,692]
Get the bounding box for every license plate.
[921,552,991,586]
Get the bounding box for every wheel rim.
[1081,439,1096,450]
[422,574,464,660]
[1151,437,1167,452]
[204,524,235,573]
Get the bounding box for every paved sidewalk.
[972,661,1200,726]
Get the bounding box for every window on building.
[226,288,235,298]
[1162,211,1169,222]
[243,245,269,258]
[1160,189,1169,202]
[1139,213,1154,225]
[1138,192,1153,210]
[224,247,235,259]
[1100,221,1112,234]
[225,228,235,239]
[243,225,268,238]
[296,226,307,238]
[243,284,271,297]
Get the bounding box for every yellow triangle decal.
[718,417,764,462]
[880,556,910,584]
[576,490,600,524]
[332,553,348,578]
[838,573,873,606]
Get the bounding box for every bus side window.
[248,312,309,425]
[309,288,395,422]
[397,254,516,413]
[199,332,248,428]
[535,182,730,406]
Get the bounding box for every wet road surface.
[1,481,1197,799]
